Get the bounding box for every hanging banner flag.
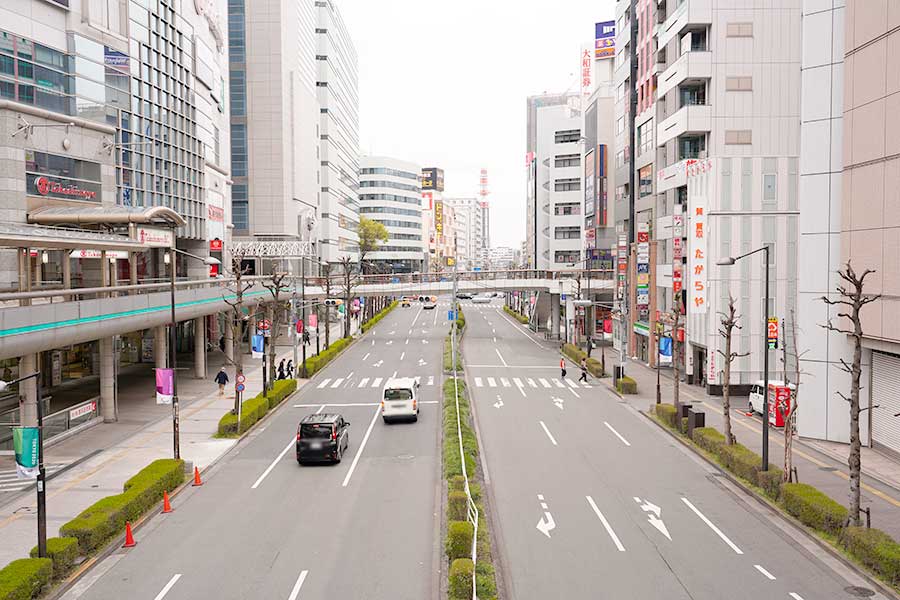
[12,427,39,479]
[659,336,673,365]
[251,335,265,359]
[155,368,174,405]
[308,313,318,331]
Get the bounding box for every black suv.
[296,413,350,464]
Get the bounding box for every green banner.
[12,427,39,479]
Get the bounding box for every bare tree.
[821,261,881,526]
[261,268,289,395]
[339,255,359,339]
[222,252,251,414]
[718,295,749,445]
[780,309,805,483]
[321,263,333,349]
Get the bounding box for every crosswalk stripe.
[527,378,537,387]
[539,378,551,388]
[317,379,331,389]
[581,382,591,388]
[500,378,510,387]
[487,377,496,387]
[566,379,578,388]
[474,377,483,387]
[554,379,566,388]
[359,378,369,388]
[372,377,383,387]
[331,378,344,388]
[513,378,523,387]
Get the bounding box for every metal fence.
[0,398,98,451]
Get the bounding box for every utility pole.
[301,257,307,377]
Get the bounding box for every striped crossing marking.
[371,377,383,387]
[527,378,537,387]
[513,378,523,388]
[0,463,67,493]
[331,378,344,388]
[474,377,483,387]
[553,379,566,388]
[317,379,331,389]
[539,378,551,388]
[500,378,510,387]
[566,379,578,388]
[487,377,497,387]
[358,378,369,388]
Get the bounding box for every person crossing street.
[579,357,588,383]
[560,357,566,379]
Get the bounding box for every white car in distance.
[471,294,492,304]
[382,377,420,423]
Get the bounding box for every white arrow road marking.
[317,378,331,389]
[493,398,504,409]
[385,340,393,346]
[553,397,565,410]
[635,497,671,540]
[586,496,625,552]
[754,565,776,580]
[604,422,631,446]
[287,570,309,600]
[400,352,405,360]
[535,495,556,538]
[495,348,508,366]
[358,378,369,388]
[427,376,434,386]
[153,574,182,600]
[417,358,427,366]
[373,359,383,367]
[539,421,558,446]
[475,377,483,387]
[681,497,743,554]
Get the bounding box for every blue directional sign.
[448,310,457,321]
[235,383,245,393]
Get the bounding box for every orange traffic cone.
[192,466,203,486]
[162,490,173,513]
[123,522,136,548]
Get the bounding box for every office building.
[445,196,487,271]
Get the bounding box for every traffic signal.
[324,298,344,306]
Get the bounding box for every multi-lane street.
[462,298,891,600]
[66,304,446,600]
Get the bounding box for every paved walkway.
[0,318,357,568]
[610,359,900,540]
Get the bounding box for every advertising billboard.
[434,200,444,236]
[421,167,445,191]
[595,21,616,59]
[584,149,595,218]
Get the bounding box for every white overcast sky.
[339,0,616,249]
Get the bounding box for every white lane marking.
[392,371,397,378]
[789,594,805,600]
[539,378,551,388]
[372,377,383,387]
[400,352,405,360]
[474,377,483,387]
[493,337,496,343]
[253,405,325,489]
[513,377,523,387]
[330,378,344,388]
[527,378,536,387]
[371,339,375,346]
[754,565,776,580]
[342,405,381,487]
[487,377,497,387]
[427,375,434,386]
[566,379,578,388]
[604,422,631,446]
[539,421,558,446]
[362,353,369,361]
[317,378,331,389]
[586,496,626,552]
[513,378,526,397]
[411,307,423,327]
[681,497,743,554]
[358,378,369,388]
[345,372,354,386]
[495,348,508,366]
[492,328,496,334]
[287,570,309,600]
[497,308,544,348]
[553,379,565,388]
[568,387,581,398]
[153,574,182,600]
[405,338,409,345]
[500,377,511,387]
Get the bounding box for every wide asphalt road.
[461,298,892,600]
[66,302,447,600]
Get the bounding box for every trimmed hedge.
[217,394,269,436]
[449,558,474,600]
[301,336,352,377]
[840,527,900,587]
[59,459,184,554]
[266,378,297,410]
[503,305,529,325]
[0,558,52,600]
[781,483,848,536]
[447,521,475,560]
[561,344,605,377]
[361,300,398,333]
[616,375,638,394]
[655,404,678,429]
[448,490,468,521]
[443,308,466,373]
[692,427,726,454]
[757,467,784,501]
[449,475,465,492]
[475,561,498,598]
[718,442,761,483]
[29,537,78,580]
[442,379,477,479]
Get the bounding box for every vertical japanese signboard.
[636,223,650,320]
[687,160,711,313]
[616,233,627,301]
[767,318,779,350]
[581,47,592,97]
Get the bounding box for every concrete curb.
[642,409,900,600]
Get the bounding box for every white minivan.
[748,380,795,415]
[382,377,421,423]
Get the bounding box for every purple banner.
[156,368,174,405]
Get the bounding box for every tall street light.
[717,245,771,471]
[0,372,46,557]
[165,248,220,460]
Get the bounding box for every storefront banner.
[251,335,265,359]
[659,336,673,365]
[155,368,174,405]
[13,427,39,479]
[308,313,318,331]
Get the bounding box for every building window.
[637,121,654,156]
[360,167,418,180]
[232,200,248,231]
[726,22,754,38]
[554,154,580,168]
[554,203,581,216]
[679,135,706,159]
[679,84,706,107]
[555,250,580,263]
[639,165,653,197]
[724,130,752,145]
[554,178,581,192]
[554,226,581,240]
[725,77,752,91]
[554,129,581,144]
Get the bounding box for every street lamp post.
[717,245,771,471]
[0,372,46,557]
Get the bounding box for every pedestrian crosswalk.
[0,463,67,494]
[317,376,429,390]
[472,377,591,389]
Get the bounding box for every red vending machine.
[767,384,792,428]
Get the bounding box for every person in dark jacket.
[286,360,294,379]
[579,357,589,382]
[277,359,286,380]
[214,367,229,396]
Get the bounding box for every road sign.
[448,310,457,321]
[236,374,246,384]
[236,383,245,393]
[767,317,779,350]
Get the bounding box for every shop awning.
[0,223,149,251]
[27,205,186,227]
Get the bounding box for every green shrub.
[449,475,466,492]
[655,404,678,429]
[443,335,464,373]
[446,521,475,560]
[692,427,726,454]
[0,558,52,600]
[361,301,398,333]
[29,537,79,580]
[60,459,184,554]
[448,558,474,600]
[475,561,498,599]
[448,490,468,521]
[616,375,638,394]
[680,417,689,434]
[266,378,297,410]
[840,527,900,586]
[756,467,784,501]
[718,443,760,483]
[442,379,477,479]
[781,482,848,535]
[503,305,529,324]
[561,344,605,377]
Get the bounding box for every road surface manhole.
[819,466,838,472]
[844,586,875,597]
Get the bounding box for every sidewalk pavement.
[0,318,356,568]
[612,359,900,540]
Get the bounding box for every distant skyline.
[339,0,615,248]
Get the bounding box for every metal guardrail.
[0,397,97,451]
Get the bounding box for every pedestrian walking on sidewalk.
[302,330,310,346]
[579,357,588,383]
[560,357,567,379]
[214,367,229,396]
[277,359,286,380]
[286,359,294,378]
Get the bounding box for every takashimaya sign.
[135,226,175,248]
[32,176,98,200]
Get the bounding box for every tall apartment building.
[316,0,360,264]
[445,196,487,271]
[228,0,320,270]
[798,0,900,455]
[525,95,584,271]
[359,156,424,273]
